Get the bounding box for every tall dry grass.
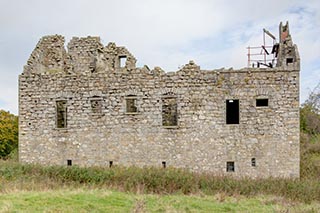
[0,159,319,203]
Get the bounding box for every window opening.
[286,58,293,65]
[226,99,239,124]
[162,97,178,126]
[109,161,113,168]
[119,56,127,68]
[56,100,67,128]
[67,159,72,166]
[126,95,137,113]
[256,99,268,107]
[162,161,166,168]
[251,158,256,167]
[226,161,235,172]
[91,98,103,114]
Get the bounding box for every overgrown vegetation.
[0,110,18,159]
[0,160,320,204]
[300,83,320,180]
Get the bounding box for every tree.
[300,83,320,135]
[0,110,18,158]
[300,83,320,179]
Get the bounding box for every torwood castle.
[19,22,300,178]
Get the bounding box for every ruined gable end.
[24,35,67,74]
[276,21,300,68]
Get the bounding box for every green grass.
[0,160,320,204]
[0,189,134,212]
[1,189,319,212]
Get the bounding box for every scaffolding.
[247,29,278,68]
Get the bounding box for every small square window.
[286,58,293,65]
[256,99,268,107]
[90,98,103,114]
[162,161,166,168]
[226,161,235,172]
[67,159,72,166]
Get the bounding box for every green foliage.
[1,161,320,203]
[300,104,320,135]
[299,83,320,182]
[7,148,18,161]
[0,110,18,158]
[301,83,320,135]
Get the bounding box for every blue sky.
[0,0,319,115]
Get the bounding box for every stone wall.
[19,22,300,178]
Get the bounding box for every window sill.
[125,112,139,115]
[54,128,69,131]
[163,126,179,129]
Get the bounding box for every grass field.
[1,188,320,212]
[0,160,320,212]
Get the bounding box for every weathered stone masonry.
[19,22,300,178]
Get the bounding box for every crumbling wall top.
[24,35,67,74]
[23,22,300,76]
[276,21,300,69]
[23,35,137,75]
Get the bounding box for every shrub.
[0,110,18,158]
[1,160,320,203]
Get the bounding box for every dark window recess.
[162,97,178,126]
[91,99,103,114]
[226,100,239,124]
[126,96,137,113]
[251,158,256,167]
[119,56,127,68]
[256,99,269,107]
[109,161,113,168]
[56,100,67,128]
[89,57,97,73]
[67,160,72,166]
[162,161,166,168]
[226,161,235,172]
[286,58,293,65]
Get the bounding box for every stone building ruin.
[19,22,300,178]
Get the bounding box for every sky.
[0,0,319,115]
